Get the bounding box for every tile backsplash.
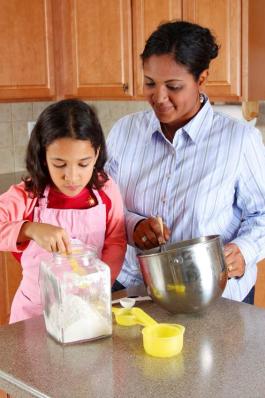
[0,100,264,175]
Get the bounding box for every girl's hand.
[20,222,71,254]
[133,217,170,250]
[224,243,245,278]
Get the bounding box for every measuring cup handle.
[131,307,157,326]
[112,307,121,315]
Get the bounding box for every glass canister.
[39,241,112,344]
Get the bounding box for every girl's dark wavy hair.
[141,20,219,81]
[23,99,108,197]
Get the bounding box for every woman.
[105,20,265,303]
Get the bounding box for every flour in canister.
[45,294,111,343]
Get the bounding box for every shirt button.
[161,197,167,203]
[166,174,171,179]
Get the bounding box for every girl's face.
[143,54,207,129]
[46,137,99,197]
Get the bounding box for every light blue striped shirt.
[105,98,265,301]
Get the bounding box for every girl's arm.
[0,183,37,252]
[100,178,127,284]
[0,182,71,254]
[18,221,71,253]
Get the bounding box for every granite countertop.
[0,298,265,398]
[0,171,25,194]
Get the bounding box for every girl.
[0,99,127,323]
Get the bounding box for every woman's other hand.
[19,222,71,254]
[224,243,245,278]
[133,217,170,250]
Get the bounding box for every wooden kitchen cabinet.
[0,389,10,398]
[254,259,265,308]
[59,0,133,99]
[56,0,265,102]
[0,0,133,101]
[133,0,265,101]
[0,0,56,101]
[1,0,265,102]
[182,0,241,101]
[0,252,22,325]
[182,0,265,101]
[133,0,182,96]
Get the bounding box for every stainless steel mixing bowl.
[138,235,228,313]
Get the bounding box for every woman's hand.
[224,243,245,278]
[133,217,170,250]
[19,222,71,254]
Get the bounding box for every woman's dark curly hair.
[23,99,108,197]
[141,20,220,81]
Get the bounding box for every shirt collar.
[148,95,214,144]
[182,96,213,143]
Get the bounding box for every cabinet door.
[0,0,56,101]
[242,0,265,101]
[0,252,22,325]
[183,0,241,101]
[61,0,133,99]
[0,389,10,398]
[255,259,265,308]
[133,0,182,97]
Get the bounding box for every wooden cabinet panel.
[0,389,10,398]
[0,0,55,101]
[0,252,22,325]
[242,0,265,100]
[0,0,264,102]
[133,0,182,96]
[255,259,265,308]
[183,0,241,101]
[61,0,133,99]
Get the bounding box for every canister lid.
[53,239,97,265]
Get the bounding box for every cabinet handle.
[123,83,129,92]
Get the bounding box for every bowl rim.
[137,234,222,258]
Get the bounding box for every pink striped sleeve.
[100,177,127,284]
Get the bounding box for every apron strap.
[92,188,103,204]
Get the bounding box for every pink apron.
[9,186,106,323]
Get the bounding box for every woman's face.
[143,54,207,129]
[46,137,99,197]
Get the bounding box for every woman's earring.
[199,93,204,103]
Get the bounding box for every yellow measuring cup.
[112,307,185,358]
[112,307,140,326]
[142,322,185,358]
[132,308,185,358]
[112,306,157,326]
